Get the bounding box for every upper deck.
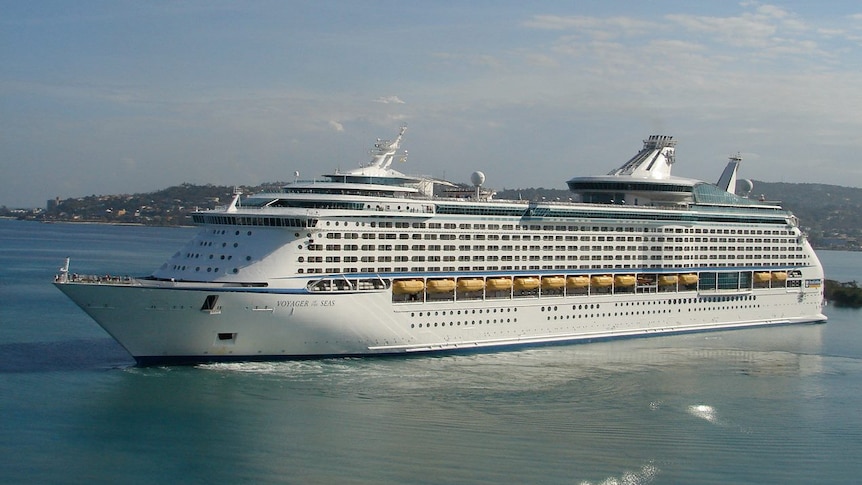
[199,130,785,227]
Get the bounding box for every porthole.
[246,256,252,261]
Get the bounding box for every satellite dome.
[471,171,486,187]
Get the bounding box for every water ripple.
[579,462,660,485]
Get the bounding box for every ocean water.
[1,218,861,484]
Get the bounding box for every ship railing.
[55,273,137,285]
[417,193,696,212]
[307,275,391,293]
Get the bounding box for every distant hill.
[4,180,861,250]
[749,181,862,249]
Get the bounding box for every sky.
[4,1,862,208]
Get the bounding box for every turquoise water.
[1,219,861,484]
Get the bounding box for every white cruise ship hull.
[52,129,829,365]
[55,271,826,365]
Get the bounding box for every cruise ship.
[55,127,826,364]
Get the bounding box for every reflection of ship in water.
[560,322,826,380]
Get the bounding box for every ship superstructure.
[55,128,826,364]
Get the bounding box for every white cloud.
[7,1,862,206]
[523,14,654,38]
[375,96,405,104]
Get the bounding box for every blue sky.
[3,1,862,207]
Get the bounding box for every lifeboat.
[754,272,772,283]
[541,276,565,290]
[771,271,788,282]
[590,275,613,287]
[614,275,636,287]
[486,277,513,291]
[513,276,540,291]
[658,275,678,286]
[680,273,699,285]
[566,276,590,288]
[426,278,455,293]
[392,279,425,295]
[457,278,485,292]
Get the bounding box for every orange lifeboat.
[590,275,613,287]
[566,276,590,288]
[486,277,513,291]
[658,275,678,286]
[754,272,772,283]
[541,276,565,290]
[426,279,455,293]
[680,274,699,285]
[392,279,425,295]
[513,277,540,291]
[457,278,485,292]
[614,275,636,287]
[771,271,788,282]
